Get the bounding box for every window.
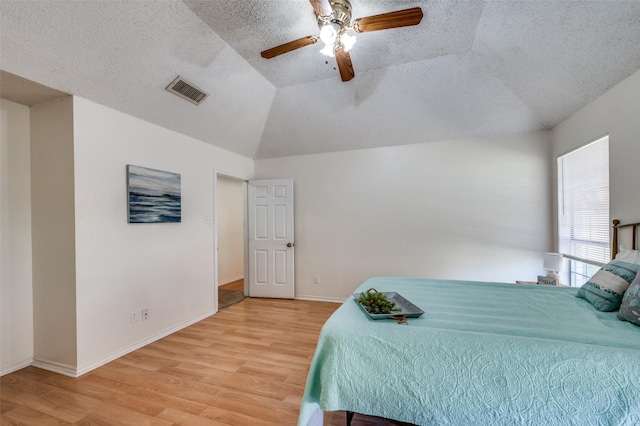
[557,135,610,287]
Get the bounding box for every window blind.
[557,135,610,265]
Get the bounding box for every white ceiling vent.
[165,76,208,105]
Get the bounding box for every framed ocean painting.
[127,165,181,223]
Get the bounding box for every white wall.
[30,97,78,373]
[4,68,635,376]
[255,131,553,300]
[0,99,34,375]
[216,176,244,285]
[552,69,640,233]
[72,97,253,373]
[1,95,254,376]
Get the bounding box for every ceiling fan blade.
[335,46,355,82]
[309,0,332,18]
[260,36,319,59]
[352,7,423,33]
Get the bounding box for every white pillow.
[615,246,640,265]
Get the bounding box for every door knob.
[287,243,294,247]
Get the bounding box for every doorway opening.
[214,174,295,309]
[215,173,247,310]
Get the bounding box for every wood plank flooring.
[0,298,411,425]
[218,280,247,310]
[219,279,244,292]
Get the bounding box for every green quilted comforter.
[299,277,640,425]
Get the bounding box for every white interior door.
[248,179,294,298]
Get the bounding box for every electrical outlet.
[314,275,320,285]
[142,308,149,320]
[130,311,138,323]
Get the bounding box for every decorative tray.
[352,291,424,320]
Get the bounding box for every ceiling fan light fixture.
[261,0,423,83]
[319,23,338,45]
[341,32,356,52]
[320,43,335,57]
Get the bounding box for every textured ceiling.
[1,1,640,159]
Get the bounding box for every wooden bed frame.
[612,219,640,258]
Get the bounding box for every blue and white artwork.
[127,165,181,223]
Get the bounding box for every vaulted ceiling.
[1,1,640,159]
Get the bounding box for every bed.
[299,221,640,426]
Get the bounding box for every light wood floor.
[0,298,411,426]
[219,279,244,292]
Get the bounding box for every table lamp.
[543,253,563,280]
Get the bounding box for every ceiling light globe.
[341,33,356,52]
[320,43,335,57]
[319,24,337,45]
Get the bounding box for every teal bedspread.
[299,277,640,425]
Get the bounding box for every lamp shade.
[544,253,563,272]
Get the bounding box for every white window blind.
[557,135,610,266]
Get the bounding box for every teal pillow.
[576,260,639,311]
[618,273,640,326]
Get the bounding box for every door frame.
[213,169,250,312]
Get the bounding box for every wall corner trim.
[31,359,77,378]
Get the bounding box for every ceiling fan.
[260,0,423,82]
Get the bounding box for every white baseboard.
[295,294,345,303]
[0,358,33,377]
[75,309,217,377]
[23,310,218,378]
[218,275,244,286]
[31,358,77,377]
[3,298,339,379]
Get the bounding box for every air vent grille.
[165,76,208,105]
